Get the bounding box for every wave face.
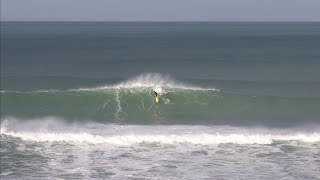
[1,74,320,127]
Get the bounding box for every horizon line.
[1,20,320,23]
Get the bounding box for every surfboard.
[156,96,159,104]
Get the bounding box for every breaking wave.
[1,117,319,145]
[1,73,320,126]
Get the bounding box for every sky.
[1,0,320,21]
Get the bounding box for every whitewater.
[2,117,320,179]
[2,117,320,145]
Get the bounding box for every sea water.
[1,22,320,179]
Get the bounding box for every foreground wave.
[1,118,319,145]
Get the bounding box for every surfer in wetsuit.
[152,90,159,104]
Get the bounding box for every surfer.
[152,89,159,104]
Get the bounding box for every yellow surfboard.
[155,96,159,104]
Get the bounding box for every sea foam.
[2,131,319,145]
[1,117,319,146]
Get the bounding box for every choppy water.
[1,22,320,179]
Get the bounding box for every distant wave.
[76,73,218,92]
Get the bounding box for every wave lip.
[77,73,218,92]
[1,73,218,93]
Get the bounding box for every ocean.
[1,22,320,179]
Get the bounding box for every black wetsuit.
[153,90,158,97]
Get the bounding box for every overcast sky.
[2,0,320,21]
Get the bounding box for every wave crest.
[1,117,319,145]
[79,73,217,92]
[3,131,319,145]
